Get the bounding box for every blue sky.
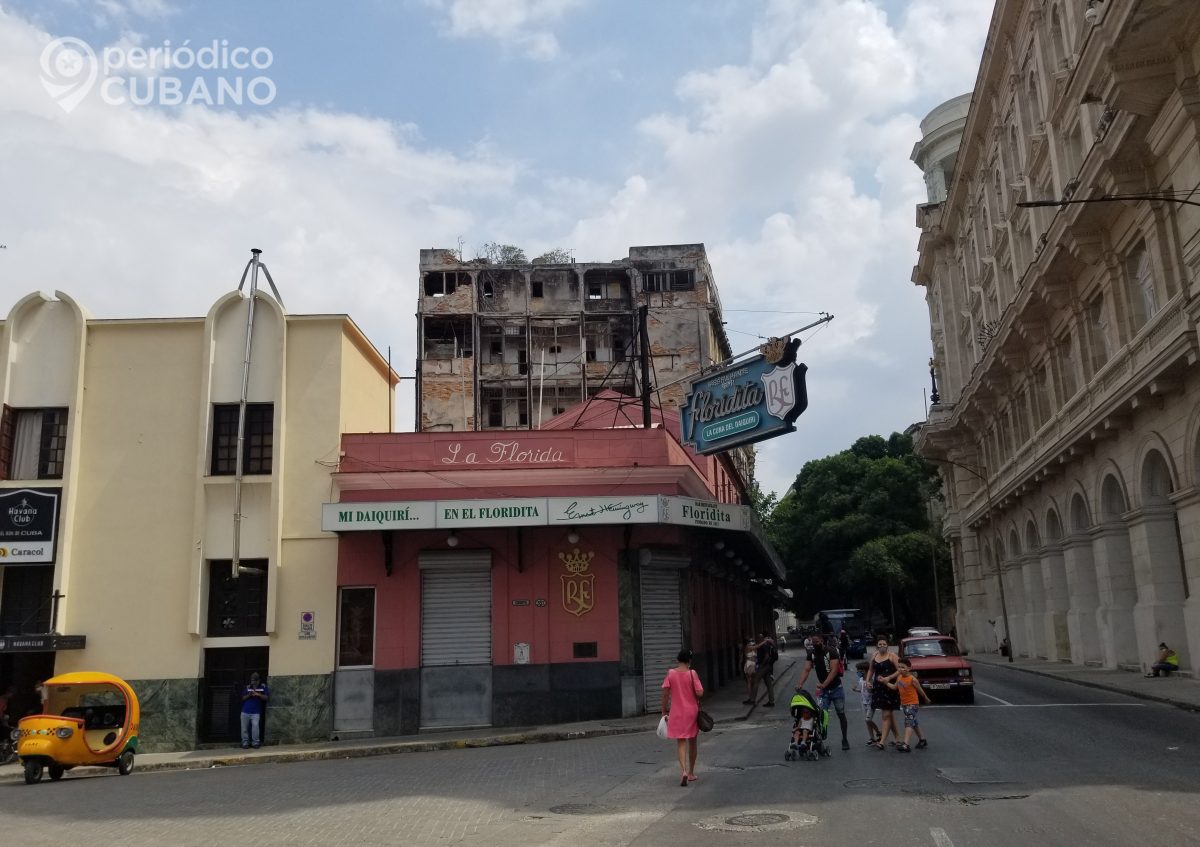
[0,0,993,496]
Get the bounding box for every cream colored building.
[913,1,1200,675]
[0,290,394,749]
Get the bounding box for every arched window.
[1049,5,1069,71]
[1100,475,1128,521]
[1069,493,1090,533]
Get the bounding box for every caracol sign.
[681,337,808,455]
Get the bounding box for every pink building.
[325,395,785,735]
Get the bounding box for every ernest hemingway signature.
[560,500,649,522]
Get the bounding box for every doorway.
[201,646,269,744]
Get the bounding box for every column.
[1092,523,1140,668]
[1021,554,1046,658]
[1003,561,1027,657]
[957,531,991,653]
[1172,489,1200,675]
[1126,505,1188,672]
[1039,542,1071,661]
[1063,533,1102,665]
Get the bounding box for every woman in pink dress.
[660,648,704,786]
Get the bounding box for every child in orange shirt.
[883,658,930,752]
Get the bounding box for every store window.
[338,587,376,667]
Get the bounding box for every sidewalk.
[970,652,1200,712]
[0,655,800,783]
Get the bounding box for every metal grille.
[640,567,682,711]
[420,552,492,666]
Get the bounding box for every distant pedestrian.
[852,660,880,745]
[883,658,930,752]
[797,633,849,750]
[661,648,704,786]
[817,612,834,636]
[747,632,778,706]
[866,636,901,749]
[1145,643,1181,677]
[838,629,851,659]
[742,638,757,703]
[240,672,269,749]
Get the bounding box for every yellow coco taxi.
[16,672,140,784]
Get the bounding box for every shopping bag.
[656,715,669,739]
[697,710,714,733]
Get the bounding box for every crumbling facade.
[416,244,731,434]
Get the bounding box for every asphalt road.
[5,664,1198,846]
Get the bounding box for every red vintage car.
[898,636,974,703]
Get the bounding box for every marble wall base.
[266,674,333,745]
[126,677,199,753]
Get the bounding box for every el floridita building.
[913,0,1200,675]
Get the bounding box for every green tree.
[767,433,951,632]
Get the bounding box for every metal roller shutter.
[420,551,492,667]
[640,567,682,712]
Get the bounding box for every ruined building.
[416,244,732,433]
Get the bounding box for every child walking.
[884,658,930,752]
[852,660,880,745]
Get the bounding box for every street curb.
[1,708,756,782]
[0,724,653,782]
[975,658,1200,713]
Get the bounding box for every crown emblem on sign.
[559,547,594,574]
[761,337,787,364]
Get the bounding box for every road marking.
[975,703,1147,708]
[931,826,955,847]
[975,690,1014,705]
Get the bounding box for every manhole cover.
[727,813,790,827]
[549,803,615,816]
[696,809,818,833]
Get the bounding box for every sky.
[0,0,993,498]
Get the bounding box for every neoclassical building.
[912,0,1200,675]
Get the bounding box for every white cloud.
[0,7,518,433]
[422,0,585,60]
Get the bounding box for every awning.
[0,634,86,653]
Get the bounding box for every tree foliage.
[475,242,527,264]
[531,248,573,264]
[767,433,952,632]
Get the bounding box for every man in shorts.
[797,633,849,751]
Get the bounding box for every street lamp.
[924,455,1013,662]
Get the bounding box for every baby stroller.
[785,690,830,761]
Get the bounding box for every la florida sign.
[681,337,808,455]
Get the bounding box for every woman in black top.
[866,636,900,749]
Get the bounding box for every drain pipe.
[231,248,284,578]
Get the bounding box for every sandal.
[680,774,689,787]
[687,774,698,782]
[897,743,912,753]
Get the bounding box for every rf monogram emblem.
[559,547,595,617]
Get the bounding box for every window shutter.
[0,405,13,481]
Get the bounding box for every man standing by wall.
[240,672,269,749]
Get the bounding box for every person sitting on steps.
[1145,643,1180,678]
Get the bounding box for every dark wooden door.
[201,647,268,743]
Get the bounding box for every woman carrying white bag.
[660,648,706,787]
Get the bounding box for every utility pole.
[638,305,652,429]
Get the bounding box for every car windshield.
[903,639,960,658]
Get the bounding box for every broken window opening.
[481,385,531,430]
[531,281,544,298]
[644,269,695,292]
[422,318,473,359]
[423,271,469,297]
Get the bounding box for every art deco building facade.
[913,0,1200,675]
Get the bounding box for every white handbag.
[656,715,669,739]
